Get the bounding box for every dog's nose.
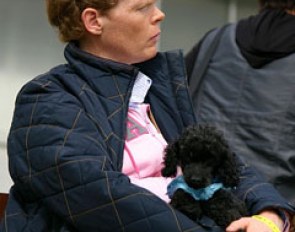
[189,176,204,187]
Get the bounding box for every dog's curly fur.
[161,124,248,228]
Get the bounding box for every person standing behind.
[186,0,295,229]
[0,0,294,231]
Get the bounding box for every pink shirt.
[122,104,172,202]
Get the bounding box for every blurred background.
[0,0,258,192]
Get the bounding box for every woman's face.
[96,0,165,64]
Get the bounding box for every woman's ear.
[217,151,240,188]
[81,8,103,35]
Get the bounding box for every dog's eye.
[206,159,217,166]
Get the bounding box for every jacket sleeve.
[235,157,295,215]
[7,79,206,232]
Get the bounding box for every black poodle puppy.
[161,124,248,228]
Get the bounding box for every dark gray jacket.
[186,11,295,205]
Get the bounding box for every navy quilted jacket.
[1,43,293,232]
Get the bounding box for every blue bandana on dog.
[167,176,224,201]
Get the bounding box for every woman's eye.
[137,4,152,12]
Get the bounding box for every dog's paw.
[213,208,245,228]
[170,190,202,221]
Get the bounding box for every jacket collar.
[64,42,195,144]
[64,42,138,76]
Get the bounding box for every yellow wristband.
[252,215,281,232]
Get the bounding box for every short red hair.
[46,0,118,42]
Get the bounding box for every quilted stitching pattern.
[2,44,208,232]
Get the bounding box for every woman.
[1,0,293,231]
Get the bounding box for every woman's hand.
[226,210,284,232]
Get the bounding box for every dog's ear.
[216,150,240,188]
[161,141,180,177]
